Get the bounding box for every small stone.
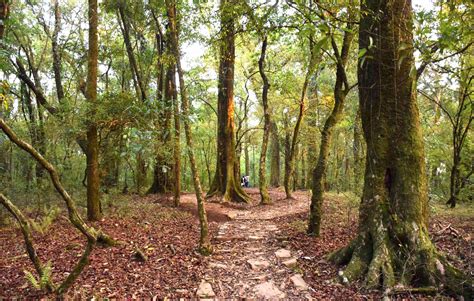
[274,249,292,259]
[197,281,215,298]
[247,258,270,270]
[282,258,297,268]
[175,289,188,294]
[249,235,263,240]
[254,281,286,299]
[290,274,309,290]
[226,212,237,219]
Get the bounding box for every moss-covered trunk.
[207,0,250,203]
[270,121,280,187]
[329,1,472,297]
[308,26,354,236]
[258,36,271,204]
[167,0,212,254]
[149,64,175,194]
[352,109,364,195]
[85,0,101,221]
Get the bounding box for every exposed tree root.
[329,230,473,299]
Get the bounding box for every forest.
[0,0,472,299]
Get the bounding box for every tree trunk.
[86,0,101,221]
[117,4,146,102]
[353,109,364,195]
[308,27,354,235]
[207,0,250,203]
[172,70,181,207]
[270,121,280,187]
[283,37,318,199]
[148,64,175,194]
[329,1,472,297]
[258,36,271,204]
[244,140,250,177]
[52,0,64,102]
[166,0,212,254]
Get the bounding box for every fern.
[23,261,53,290]
[30,208,60,235]
[40,261,53,289]
[24,270,40,289]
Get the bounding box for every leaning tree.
[329,0,472,298]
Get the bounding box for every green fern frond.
[24,270,40,289]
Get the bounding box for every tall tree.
[269,121,280,187]
[85,0,101,221]
[308,19,355,235]
[258,36,271,204]
[329,0,472,297]
[207,0,250,203]
[166,0,212,254]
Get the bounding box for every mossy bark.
[308,26,354,236]
[207,0,250,203]
[85,0,101,221]
[149,64,175,194]
[270,122,280,187]
[167,0,212,254]
[258,36,271,205]
[352,109,364,195]
[330,1,472,298]
[283,34,319,199]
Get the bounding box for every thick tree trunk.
[86,0,101,221]
[308,28,354,235]
[207,0,250,203]
[258,36,271,204]
[329,1,472,297]
[166,0,212,254]
[270,121,280,187]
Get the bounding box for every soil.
[0,188,471,299]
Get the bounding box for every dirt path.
[187,188,314,299]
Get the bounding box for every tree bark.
[283,37,318,198]
[329,1,472,297]
[117,4,147,102]
[148,64,175,194]
[353,108,364,195]
[207,0,250,203]
[52,0,64,102]
[85,0,101,221]
[258,36,271,204]
[308,24,354,236]
[166,0,212,254]
[270,121,280,187]
[172,71,181,207]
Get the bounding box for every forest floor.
[0,188,472,299]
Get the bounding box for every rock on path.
[197,197,312,299]
[254,281,286,299]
